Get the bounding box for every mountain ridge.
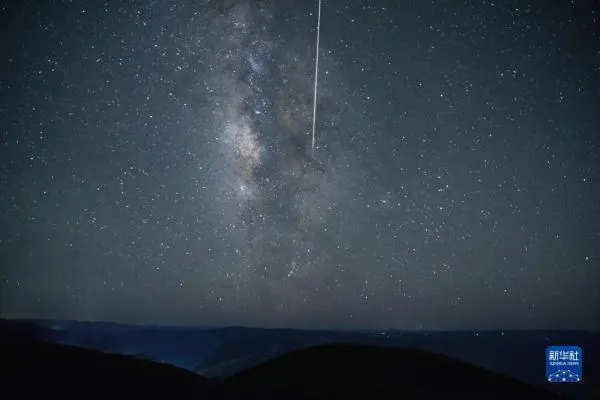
[2,335,565,399]
[2,318,597,398]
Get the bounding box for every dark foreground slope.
[1,337,218,398]
[224,343,565,400]
[1,332,564,399]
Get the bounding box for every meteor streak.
[311,0,322,153]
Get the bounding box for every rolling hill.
[2,331,565,399]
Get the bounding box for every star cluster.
[1,0,598,330]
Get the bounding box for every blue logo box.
[546,345,583,383]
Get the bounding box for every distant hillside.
[2,334,565,399]
[224,343,565,399]
[2,319,598,398]
[1,337,217,398]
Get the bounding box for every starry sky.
[1,0,599,330]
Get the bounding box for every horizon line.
[2,318,598,333]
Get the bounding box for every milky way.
[1,0,599,329]
[199,1,360,318]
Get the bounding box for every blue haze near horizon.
[3,319,598,399]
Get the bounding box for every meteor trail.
[311,0,322,153]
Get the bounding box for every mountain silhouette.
[2,328,565,399]
[2,335,217,398]
[223,342,565,399]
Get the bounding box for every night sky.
[1,0,599,330]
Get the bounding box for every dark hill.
[224,343,565,399]
[1,333,566,399]
[1,337,217,398]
